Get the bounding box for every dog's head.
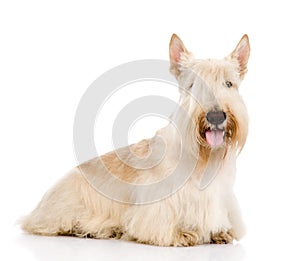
[169,34,250,154]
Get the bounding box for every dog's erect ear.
[169,34,189,77]
[230,34,250,79]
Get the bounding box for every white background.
[1,0,300,260]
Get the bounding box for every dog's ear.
[230,34,250,79]
[169,34,190,77]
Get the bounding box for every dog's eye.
[225,81,233,88]
[188,83,193,89]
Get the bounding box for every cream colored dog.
[22,34,250,246]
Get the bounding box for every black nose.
[206,111,226,125]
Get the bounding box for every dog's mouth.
[205,128,225,148]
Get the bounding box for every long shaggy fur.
[21,34,250,246]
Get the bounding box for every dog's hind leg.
[21,168,125,238]
[21,169,86,236]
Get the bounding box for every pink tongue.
[205,130,224,147]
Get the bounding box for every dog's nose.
[206,111,226,125]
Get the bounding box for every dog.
[22,34,250,246]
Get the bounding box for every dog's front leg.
[122,201,203,247]
[227,193,246,241]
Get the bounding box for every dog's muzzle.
[205,111,226,148]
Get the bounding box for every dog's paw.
[230,222,246,241]
[210,230,234,244]
[89,226,123,239]
[173,230,203,246]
